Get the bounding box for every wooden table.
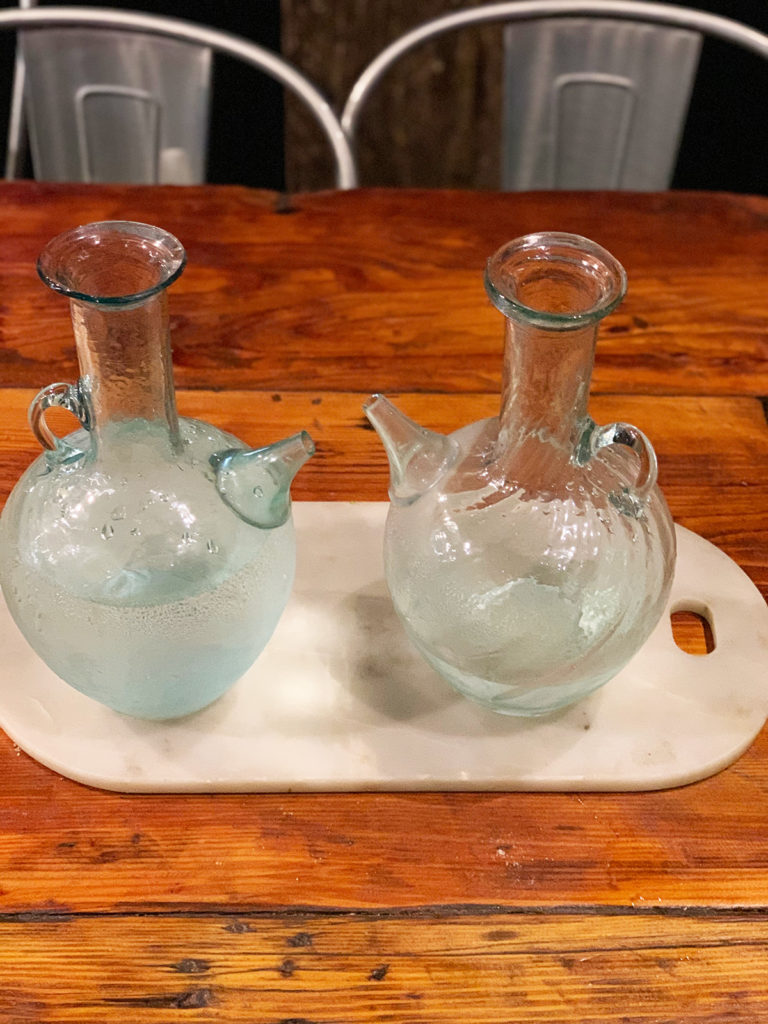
[1,182,767,1022]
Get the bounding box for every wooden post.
[280,0,502,191]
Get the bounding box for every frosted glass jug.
[366,232,676,716]
[0,221,313,719]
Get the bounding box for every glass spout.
[213,431,315,529]
[364,394,458,505]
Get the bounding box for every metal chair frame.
[1,5,358,189]
[341,0,768,187]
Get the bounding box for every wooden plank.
[0,185,766,396]
[2,389,765,590]
[0,386,765,914]
[0,387,764,655]
[3,912,768,1021]
[1,717,768,912]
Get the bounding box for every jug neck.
[485,232,626,456]
[38,221,186,448]
[69,291,179,444]
[497,317,598,451]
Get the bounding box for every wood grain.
[1,711,768,916]
[281,0,503,192]
[2,389,765,594]
[0,184,766,1021]
[0,185,766,395]
[670,611,715,655]
[3,912,768,1022]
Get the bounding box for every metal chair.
[342,0,768,190]
[2,5,357,188]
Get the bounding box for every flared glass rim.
[37,220,186,306]
[484,231,627,330]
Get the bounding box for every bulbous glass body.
[0,222,311,719]
[369,233,676,716]
[384,416,675,716]
[0,418,296,720]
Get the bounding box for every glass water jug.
[366,232,676,716]
[0,221,313,719]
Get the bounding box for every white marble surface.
[0,502,766,793]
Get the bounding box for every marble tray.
[0,502,766,793]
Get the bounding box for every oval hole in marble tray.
[671,609,715,655]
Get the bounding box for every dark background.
[0,0,765,194]
[669,0,767,193]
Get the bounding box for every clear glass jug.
[366,232,676,716]
[0,221,313,719]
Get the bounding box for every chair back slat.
[502,18,701,190]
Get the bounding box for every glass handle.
[29,381,90,455]
[590,421,658,500]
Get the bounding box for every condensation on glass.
[0,221,313,719]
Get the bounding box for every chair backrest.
[342,0,768,191]
[2,5,357,189]
[501,17,701,190]
[20,26,212,185]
